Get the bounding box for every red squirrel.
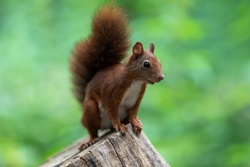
[70,4,164,150]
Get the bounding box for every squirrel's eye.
[143,61,150,68]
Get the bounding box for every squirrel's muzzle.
[157,73,164,82]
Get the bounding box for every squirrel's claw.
[132,124,142,136]
[78,137,100,151]
[131,118,143,136]
[114,124,127,135]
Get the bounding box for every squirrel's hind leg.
[79,98,101,150]
[78,137,100,150]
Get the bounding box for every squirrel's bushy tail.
[70,4,130,103]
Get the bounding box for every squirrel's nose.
[158,74,164,81]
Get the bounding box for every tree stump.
[40,124,170,167]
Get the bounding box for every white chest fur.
[121,80,143,108]
[99,81,143,129]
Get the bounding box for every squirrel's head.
[128,42,164,84]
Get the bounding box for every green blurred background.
[1,0,250,166]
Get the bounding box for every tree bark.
[39,124,170,167]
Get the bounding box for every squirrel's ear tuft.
[149,43,154,53]
[133,42,144,56]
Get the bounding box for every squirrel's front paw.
[131,118,142,136]
[114,124,127,135]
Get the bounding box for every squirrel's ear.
[149,43,154,53]
[133,42,144,57]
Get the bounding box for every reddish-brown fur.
[70,4,164,150]
[71,4,130,103]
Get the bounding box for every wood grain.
[39,124,170,167]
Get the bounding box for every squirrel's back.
[70,4,130,103]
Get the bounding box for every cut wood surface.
[40,124,170,167]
